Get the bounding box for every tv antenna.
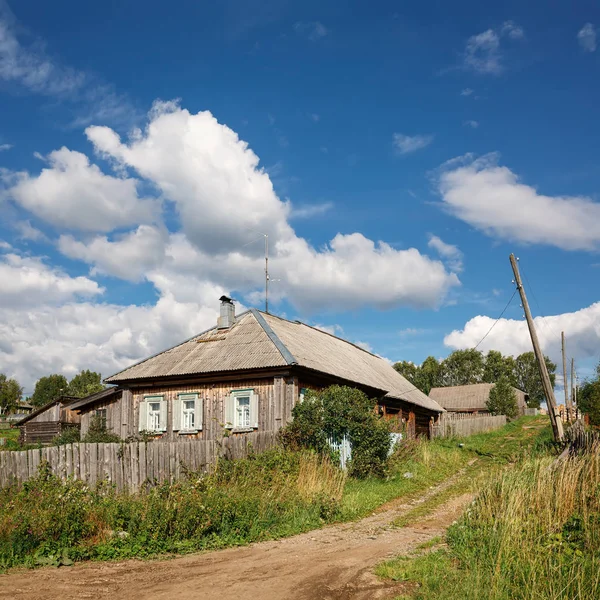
[243,230,275,313]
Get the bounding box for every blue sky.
[1,0,599,394]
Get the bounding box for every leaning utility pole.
[562,332,572,422]
[571,358,576,419]
[510,254,564,442]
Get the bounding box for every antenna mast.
[264,233,269,313]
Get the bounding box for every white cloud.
[463,22,524,74]
[577,23,597,52]
[0,143,12,151]
[5,147,159,232]
[294,21,328,41]
[0,253,102,308]
[463,120,479,128]
[393,133,434,155]
[437,153,600,251]
[289,201,333,219]
[427,234,463,272]
[0,7,137,126]
[309,113,320,122]
[14,219,48,242]
[460,88,474,96]
[58,225,167,282]
[0,292,219,392]
[444,302,600,369]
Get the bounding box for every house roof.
[106,309,444,413]
[15,396,79,426]
[428,383,529,412]
[69,387,121,411]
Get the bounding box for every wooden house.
[91,297,444,441]
[428,383,528,416]
[69,387,123,437]
[17,396,81,444]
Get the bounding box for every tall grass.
[378,447,600,600]
[0,448,345,569]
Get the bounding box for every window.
[95,408,107,428]
[183,400,195,430]
[173,393,202,433]
[148,402,161,431]
[139,395,166,433]
[299,388,308,403]
[225,389,258,430]
[236,395,251,428]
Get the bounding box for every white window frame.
[225,389,258,431]
[173,393,202,434]
[140,395,167,433]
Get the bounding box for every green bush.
[281,385,391,478]
[82,415,121,443]
[52,426,81,446]
[486,376,518,418]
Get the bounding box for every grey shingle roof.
[106,309,444,413]
[429,383,528,412]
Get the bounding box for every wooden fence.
[0,431,279,492]
[431,414,507,438]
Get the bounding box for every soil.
[0,473,473,600]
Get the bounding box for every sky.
[1,0,599,395]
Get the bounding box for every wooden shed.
[17,396,81,444]
[69,387,122,437]
[94,297,445,441]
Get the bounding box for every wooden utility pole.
[571,358,576,418]
[510,254,564,442]
[562,332,572,422]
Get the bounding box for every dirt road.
[0,475,472,600]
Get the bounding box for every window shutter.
[138,400,147,432]
[225,394,235,429]
[197,397,203,431]
[173,397,182,431]
[159,399,168,432]
[250,393,259,429]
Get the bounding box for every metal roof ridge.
[251,309,297,366]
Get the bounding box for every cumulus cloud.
[393,133,434,155]
[577,23,597,52]
[0,253,102,308]
[14,219,48,242]
[58,225,167,281]
[463,21,524,74]
[444,302,600,369]
[0,143,12,151]
[5,147,159,232]
[289,201,333,219]
[463,120,479,128]
[437,154,600,251]
[460,88,474,96]
[427,234,463,272]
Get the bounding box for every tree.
[440,349,485,387]
[483,350,517,386]
[514,352,556,408]
[67,370,105,398]
[30,374,68,408]
[0,374,23,415]
[416,356,443,395]
[578,361,600,427]
[393,361,419,387]
[486,376,519,418]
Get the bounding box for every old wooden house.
[428,383,529,416]
[69,387,123,437]
[88,297,444,440]
[17,396,81,444]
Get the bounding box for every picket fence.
[431,414,507,438]
[0,431,279,492]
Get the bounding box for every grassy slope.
[377,417,600,600]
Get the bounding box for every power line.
[473,288,518,350]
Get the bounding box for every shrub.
[486,376,518,418]
[82,415,121,443]
[52,426,81,446]
[281,385,391,478]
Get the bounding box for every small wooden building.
[17,396,81,444]
[92,297,444,441]
[428,383,529,416]
[69,387,123,437]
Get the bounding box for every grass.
[0,416,551,572]
[377,418,600,600]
